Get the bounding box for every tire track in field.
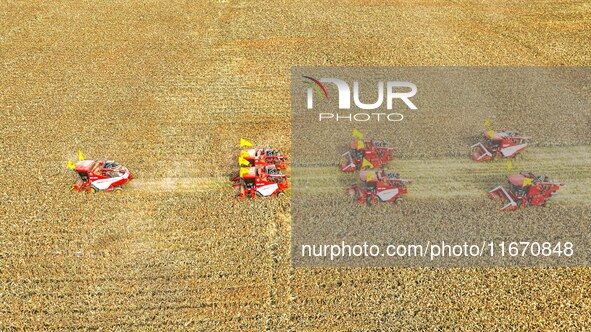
[291,145,591,204]
[127,145,590,204]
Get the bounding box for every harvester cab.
[73,160,94,185]
[471,130,528,161]
[69,157,132,193]
[488,172,561,211]
[241,148,287,170]
[234,139,289,199]
[348,169,410,206]
[340,138,395,172]
[262,165,288,183]
[233,164,289,198]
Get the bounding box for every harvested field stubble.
[1,0,590,330]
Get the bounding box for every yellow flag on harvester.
[352,128,363,139]
[483,119,491,128]
[366,171,374,181]
[67,160,76,170]
[357,140,364,149]
[487,129,495,138]
[240,150,250,158]
[506,160,513,170]
[240,138,253,147]
[238,156,250,166]
[361,158,374,169]
[240,167,250,177]
[77,149,84,161]
[523,177,533,186]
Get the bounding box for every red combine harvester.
[70,159,133,193]
[232,164,289,198]
[471,130,528,161]
[340,138,395,172]
[241,148,287,170]
[347,169,410,206]
[488,172,561,211]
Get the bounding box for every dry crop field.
[1,0,590,330]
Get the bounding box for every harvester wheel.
[392,198,403,205]
[90,186,98,194]
[366,196,378,206]
[277,192,286,197]
[544,201,551,208]
[114,187,123,193]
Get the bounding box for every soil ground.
[1,0,590,330]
